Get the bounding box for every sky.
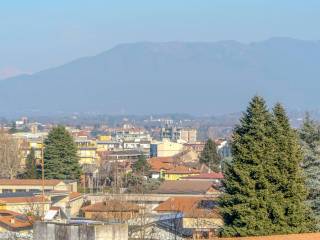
[1,0,319,79]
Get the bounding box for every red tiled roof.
[149,159,173,172]
[0,209,21,216]
[69,192,82,201]
[149,157,199,174]
[0,179,62,186]
[154,197,201,212]
[82,200,140,213]
[0,216,33,230]
[149,157,175,163]
[154,180,218,195]
[182,172,224,180]
[0,196,50,204]
[165,165,200,174]
[0,210,33,230]
[154,196,221,219]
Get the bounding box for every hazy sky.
[1,0,319,78]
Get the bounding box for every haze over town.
[1,1,320,240]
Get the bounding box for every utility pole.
[41,137,45,220]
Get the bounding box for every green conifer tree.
[44,126,81,180]
[220,96,276,236]
[24,148,38,179]
[220,98,314,237]
[300,113,320,229]
[271,103,314,233]
[132,155,151,175]
[199,139,221,172]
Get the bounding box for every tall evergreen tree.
[220,96,276,236]
[300,114,320,229]
[199,139,221,172]
[219,96,313,237]
[24,148,38,179]
[44,126,81,180]
[132,155,150,175]
[271,104,313,232]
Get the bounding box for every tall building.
[160,126,197,143]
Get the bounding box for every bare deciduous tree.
[0,131,22,179]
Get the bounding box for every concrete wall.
[33,221,128,240]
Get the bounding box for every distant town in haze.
[1,1,320,240]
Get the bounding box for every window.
[29,189,40,193]
[2,189,12,193]
[16,189,26,192]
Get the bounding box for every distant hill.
[1,37,320,116]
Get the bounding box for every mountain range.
[1,37,320,116]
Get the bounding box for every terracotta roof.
[149,157,175,163]
[0,216,33,230]
[153,180,218,195]
[0,196,49,204]
[69,192,82,201]
[149,159,172,172]
[154,196,221,219]
[182,172,224,180]
[221,233,320,240]
[149,158,199,174]
[82,200,140,213]
[0,210,33,230]
[165,165,200,174]
[154,197,201,212]
[0,209,21,216]
[0,179,62,186]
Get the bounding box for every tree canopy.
[199,138,221,172]
[44,126,81,180]
[219,96,313,237]
[24,148,38,179]
[132,155,151,175]
[300,114,320,229]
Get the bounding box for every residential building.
[0,195,51,215]
[81,200,140,221]
[184,142,205,155]
[153,180,219,195]
[106,150,145,162]
[0,179,77,193]
[0,209,33,234]
[154,196,222,238]
[75,137,99,165]
[96,140,121,151]
[181,172,224,184]
[160,126,197,143]
[150,139,184,157]
[52,192,83,218]
[149,157,199,180]
[180,128,197,143]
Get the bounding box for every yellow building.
[161,167,200,180]
[75,138,99,165]
[151,139,184,157]
[0,179,77,194]
[149,157,200,180]
[52,192,83,217]
[97,135,112,141]
[0,196,51,215]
